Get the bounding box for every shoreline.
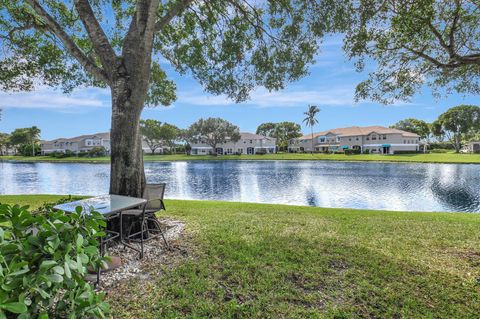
[2,153,480,165]
[0,194,475,214]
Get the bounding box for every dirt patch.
[97,218,192,291]
[455,250,480,267]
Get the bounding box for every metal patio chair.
[120,183,169,258]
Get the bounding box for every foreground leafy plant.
[0,203,110,318]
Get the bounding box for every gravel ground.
[98,218,188,291]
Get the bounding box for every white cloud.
[0,87,109,111]
[178,86,365,108]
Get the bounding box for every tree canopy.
[431,105,480,152]
[140,119,180,154]
[0,0,339,102]
[256,121,302,151]
[343,0,480,104]
[186,117,240,153]
[390,118,431,140]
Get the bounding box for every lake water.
[1,160,479,212]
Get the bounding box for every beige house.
[191,132,276,155]
[40,132,111,155]
[288,126,421,154]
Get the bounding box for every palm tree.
[27,126,41,157]
[302,105,320,154]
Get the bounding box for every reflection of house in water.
[430,179,480,212]
[305,188,319,206]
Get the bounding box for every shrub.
[393,150,419,154]
[49,150,76,158]
[18,144,41,157]
[430,149,450,153]
[0,203,110,318]
[344,149,361,155]
[364,149,370,154]
[429,142,454,150]
[87,147,107,157]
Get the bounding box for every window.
[336,136,340,142]
[356,137,359,141]
[372,135,377,140]
[404,140,406,144]
[349,138,351,141]
[319,137,325,143]
[383,135,387,140]
[250,140,253,144]
[366,137,369,140]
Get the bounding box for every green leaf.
[0,310,6,319]
[0,302,27,314]
[39,313,49,319]
[34,288,50,299]
[64,261,71,279]
[84,245,98,255]
[40,260,57,270]
[52,266,64,275]
[76,234,84,249]
[46,274,63,283]
[7,268,29,277]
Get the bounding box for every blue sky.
[0,36,478,140]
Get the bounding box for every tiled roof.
[239,132,275,141]
[45,132,110,143]
[297,126,419,139]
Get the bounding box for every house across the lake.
[288,126,423,154]
[40,132,111,155]
[467,141,480,153]
[40,132,169,155]
[190,132,276,155]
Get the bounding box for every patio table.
[54,194,147,283]
[53,194,147,216]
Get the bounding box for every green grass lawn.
[2,152,480,164]
[1,195,479,318]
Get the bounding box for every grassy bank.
[2,152,480,164]
[1,195,479,317]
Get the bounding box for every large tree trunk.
[109,79,146,197]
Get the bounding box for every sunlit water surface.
[1,160,479,212]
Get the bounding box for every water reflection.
[1,160,480,212]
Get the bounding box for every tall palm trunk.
[311,126,314,154]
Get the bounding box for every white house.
[467,141,480,153]
[40,132,111,155]
[288,126,422,154]
[190,132,276,155]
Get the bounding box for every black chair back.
[142,183,166,210]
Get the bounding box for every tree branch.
[25,0,108,83]
[74,0,117,77]
[154,0,195,32]
[403,45,461,68]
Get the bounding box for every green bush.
[87,147,107,158]
[344,149,361,155]
[429,149,450,153]
[393,150,419,154]
[0,203,110,318]
[49,150,76,158]
[364,149,370,154]
[18,144,41,157]
[429,142,454,150]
